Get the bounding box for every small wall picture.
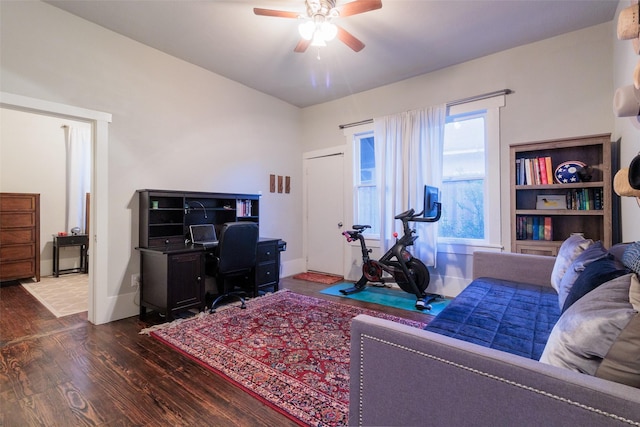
[270,174,276,193]
[277,175,283,193]
[285,176,291,193]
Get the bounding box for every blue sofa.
[349,250,640,426]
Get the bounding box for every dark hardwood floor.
[0,277,433,426]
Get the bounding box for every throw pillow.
[561,255,629,313]
[557,241,607,309]
[594,274,640,388]
[622,241,640,274]
[607,242,630,261]
[550,234,593,292]
[540,273,637,378]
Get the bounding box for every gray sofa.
[349,251,640,426]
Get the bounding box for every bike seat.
[352,225,371,231]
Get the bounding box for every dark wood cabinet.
[0,193,40,282]
[139,248,204,320]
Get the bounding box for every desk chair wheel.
[209,293,247,313]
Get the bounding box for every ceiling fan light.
[311,30,327,47]
[298,20,315,40]
[320,22,337,41]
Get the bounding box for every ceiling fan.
[254,0,382,53]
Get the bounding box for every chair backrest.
[217,222,259,275]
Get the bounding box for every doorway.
[304,149,345,276]
[1,91,111,324]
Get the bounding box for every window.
[353,131,379,236]
[440,111,486,239]
[346,95,503,248]
[440,96,503,247]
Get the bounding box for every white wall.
[0,108,91,275]
[613,0,640,243]
[0,1,304,322]
[301,23,615,297]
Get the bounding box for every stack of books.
[566,189,603,210]
[516,216,553,241]
[515,157,554,185]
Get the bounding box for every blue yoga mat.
[320,282,450,316]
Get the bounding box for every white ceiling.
[46,0,618,108]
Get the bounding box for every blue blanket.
[424,278,561,360]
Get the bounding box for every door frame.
[302,145,347,276]
[1,91,112,324]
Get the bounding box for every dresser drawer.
[0,228,36,244]
[1,212,36,228]
[0,259,36,281]
[0,244,36,262]
[0,195,37,212]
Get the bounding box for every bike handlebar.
[344,202,442,240]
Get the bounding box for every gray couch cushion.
[425,278,560,360]
[540,273,637,376]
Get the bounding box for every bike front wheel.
[396,259,430,295]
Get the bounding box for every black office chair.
[209,222,259,312]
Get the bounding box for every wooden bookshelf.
[510,134,615,256]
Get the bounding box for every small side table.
[53,234,89,277]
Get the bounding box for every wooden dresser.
[0,193,40,282]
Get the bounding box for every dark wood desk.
[52,234,89,277]
[137,238,285,320]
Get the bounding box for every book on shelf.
[565,188,603,210]
[516,216,553,241]
[516,156,554,185]
[236,199,253,217]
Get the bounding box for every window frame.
[439,96,503,251]
[345,124,379,240]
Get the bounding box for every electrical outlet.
[131,273,140,287]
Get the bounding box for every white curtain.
[65,126,91,234]
[373,104,446,266]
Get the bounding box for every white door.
[306,153,344,275]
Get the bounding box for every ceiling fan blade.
[335,0,382,17]
[336,26,365,52]
[253,8,300,19]
[294,39,311,53]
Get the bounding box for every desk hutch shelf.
[509,134,616,256]
[138,190,260,248]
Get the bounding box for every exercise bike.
[340,197,442,310]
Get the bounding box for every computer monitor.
[423,185,440,219]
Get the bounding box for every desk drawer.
[148,236,185,248]
[256,262,277,286]
[257,242,278,263]
[56,235,89,246]
[0,244,35,262]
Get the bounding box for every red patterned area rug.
[148,290,427,426]
[292,272,344,285]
